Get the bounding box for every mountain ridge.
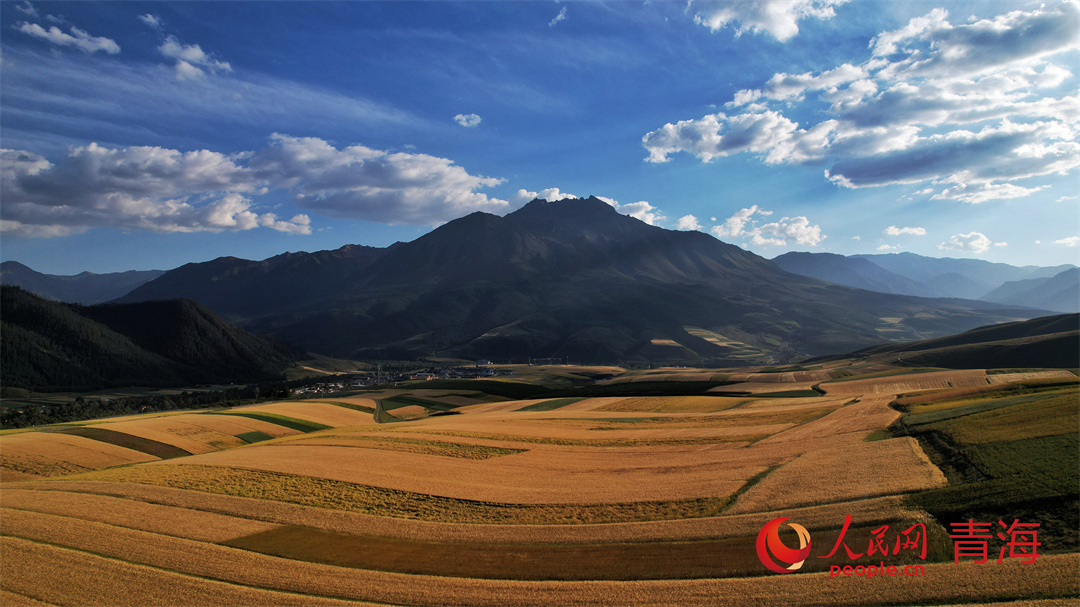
[0,261,165,305]
[1,286,302,392]
[111,197,1055,363]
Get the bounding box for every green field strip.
[314,401,375,415]
[236,431,274,444]
[516,397,585,412]
[46,427,191,460]
[209,412,330,433]
[746,389,823,398]
[81,464,730,525]
[904,388,1077,427]
[379,395,458,412]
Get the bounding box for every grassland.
[1,366,1076,606]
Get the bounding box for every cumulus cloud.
[676,214,703,231]
[249,134,508,224]
[646,2,1080,203]
[509,187,577,206]
[643,110,833,165]
[877,244,900,251]
[1055,236,1080,247]
[711,205,824,246]
[884,225,926,236]
[598,196,665,225]
[938,231,993,254]
[692,0,849,42]
[159,35,231,80]
[15,21,120,54]
[1,135,511,236]
[549,7,568,28]
[454,113,482,128]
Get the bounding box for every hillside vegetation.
[0,286,301,392]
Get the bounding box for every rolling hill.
[118,197,1049,364]
[0,261,164,305]
[831,313,1080,369]
[0,286,302,391]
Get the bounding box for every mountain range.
[0,261,165,305]
[92,197,1048,364]
[773,251,1077,311]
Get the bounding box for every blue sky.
[2,0,1078,274]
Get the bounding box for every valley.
[1,348,1076,605]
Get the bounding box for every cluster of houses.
[290,363,515,397]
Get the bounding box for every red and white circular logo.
[756,517,812,573]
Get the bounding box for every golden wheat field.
[1,367,1077,606]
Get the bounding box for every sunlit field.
[1,365,1077,606]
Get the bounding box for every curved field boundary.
[73,464,731,525]
[45,427,190,460]
[0,536,370,607]
[6,481,919,544]
[208,412,330,433]
[316,401,376,415]
[379,429,769,447]
[282,436,527,460]
[2,490,277,543]
[2,509,1077,607]
[517,398,586,412]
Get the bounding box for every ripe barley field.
[1,367,1076,606]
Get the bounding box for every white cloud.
[549,7,568,28]
[159,35,231,80]
[508,187,577,207]
[851,235,861,241]
[931,182,1046,204]
[1,135,511,236]
[598,196,665,226]
[249,134,508,225]
[692,0,849,42]
[138,14,163,30]
[15,2,38,18]
[1055,236,1080,247]
[884,225,926,236]
[711,205,823,246]
[877,244,900,251]
[16,21,120,54]
[994,241,1008,247]
[454,113,482,128]
[676,214,703,231]
[646,2,1080,203]
[711,205,766,238]
[643,110,832,165]
[938,231,993,254]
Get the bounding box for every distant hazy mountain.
[117,197,1047,364]
[834,313,1079,369]
[1,286,301,392]
[772,252,932,296]
[981,268,1080,313]
[852,252,1075,299]
[0,261,164,305]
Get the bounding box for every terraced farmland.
[1,367,1077,606]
